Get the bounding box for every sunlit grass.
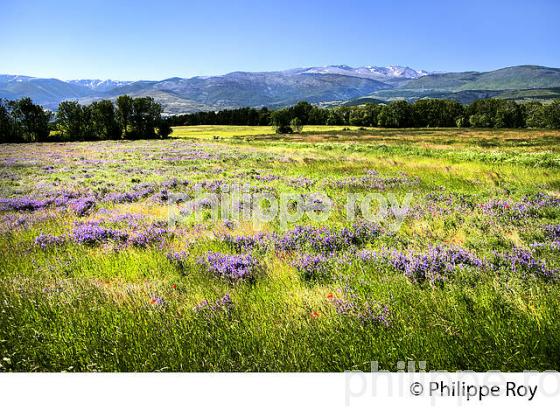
[1,127,559,371]
[171,125,367,139]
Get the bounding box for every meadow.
[1,125,560,371]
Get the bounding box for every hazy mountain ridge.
[1,65,559,113]
[400,65,560,91]
[68,79,134,92]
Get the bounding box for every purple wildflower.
[0,197,52,212]
[275,222,380,253]
[388,246,483,283]
[194,293,234,314]
[72,221,128,245]
[104,183,155,203]
[198,252,258,281]
[69,197,96,217]
[223,232,270,252]
[35,233,66,249]
[287,177,315,189]
[494,248,556,279]
[330,171,418,191]
[293,254,330,280]
[167,250,189,270]
[328,293,391,327]
[127,225,168,247]
[149,296,165,306]
[545,225,560,241]
[255,174,280,182]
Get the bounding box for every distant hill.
[0,75,91,106]
[1,65,559,113]
[399,65,560,91]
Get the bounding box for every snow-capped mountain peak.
[68,79,133,92]
[298,65,429,81]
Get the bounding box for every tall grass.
[1,127,559,371]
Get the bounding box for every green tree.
[521,101,546,128]
[325,109,346,126]
[0,100,20,143]
[308,106,328,125]
[156,118,173,139]
[56,101,88,139]
[495,100,523,128]
[258,107,271,126]
[90,100,120,139]
[467,99,522,128]
[290,117,303,133]
[9,97,51,142]
[129,97,162,138]
[377,100,413,128]
[271,109,293,133]
[291,101,313,124]
[542,99,560,129]
[412,99,463,127]
[116,95,134,138]
[348,104,382,127]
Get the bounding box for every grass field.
[170,124,366,139]
[1,126,560,371]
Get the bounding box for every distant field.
[1,127,560,371]
[171,125,366,139]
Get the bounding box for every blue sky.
[0,0,558,80]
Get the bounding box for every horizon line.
[2,63,558,83]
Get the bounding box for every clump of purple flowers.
[69,196,96,217]
[358,303,391,327]
[161,178,179,189]
[1,212,55,232]
[330,171,418,191]
[254,174,280,182]
[167,250,189,270]
[293,254,330,280]
[35,233,66,249]
[198,252,258,281]
[328,293,391,327]
[494,247,556,279]
[223,232,270,252]
[0,197,52,212]
[72,221,128,245]
[193,179,224,192]
[127,225,168,247]
[104,183,155,203]
[481,193,560,221]
[151,189,169,203]
[544,224,560,241]
[388,246,483,283]
[409,192,474,219]
[275,222,380,253]
[288,177,315,189]
[302,193,331,213]
[194,293,234,315]
[183,196,216,212]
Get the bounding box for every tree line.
[0,95,171,143]
[2,97,560,143]
[169,107,272,126]
[171,99,560,132]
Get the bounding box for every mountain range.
[1,65,560,114]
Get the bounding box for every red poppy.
[326,292,334,300]
[310,310,320,319]
[171,284,177,290]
